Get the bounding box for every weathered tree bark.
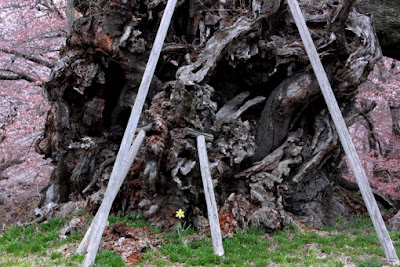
[36,0,381,230]
[356,0,400,60]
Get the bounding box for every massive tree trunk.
[36,0,381,230]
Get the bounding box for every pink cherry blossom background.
[344,57,400,199]
[0,81,54,225]
[0,0,67,226]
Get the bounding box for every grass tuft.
[357,256,383,267]
[108,211,148,228]
[94,250,125,267]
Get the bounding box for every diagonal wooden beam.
[286,0,399,264]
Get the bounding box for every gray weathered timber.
[80,0,178,264]
[286,0,399,264]
[196,135,224,256]
[66,0,74,35]
[82,130,146,266]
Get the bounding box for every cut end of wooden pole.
[389,259,400,266]
[214,247,225,257]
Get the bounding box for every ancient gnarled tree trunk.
[36,0,381,230]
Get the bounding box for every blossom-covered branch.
[0,68,36,82]
[0,49,54,69]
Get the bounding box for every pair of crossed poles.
[77,0,399,265]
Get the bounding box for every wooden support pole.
[66,0,74,35]
[196,135,225,257]
[286,0,399,264]
[81,130,146,266]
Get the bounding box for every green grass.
[0,211,162,267]
[0,212,127,267]
[140,214,393,266]
[0,213,397,266]
[95,250,125,267]
[0,217,83,266]
[108,211,148,228]
[0,224,58,256]
[357,256,384,267]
